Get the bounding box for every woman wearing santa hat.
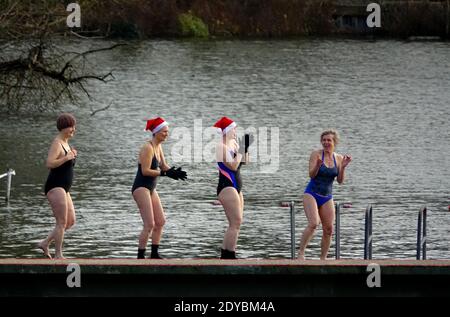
[297,129,352,260]
[214,116,249,259]
[132,117,187,259]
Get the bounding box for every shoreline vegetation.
[0,0,449,40]
[0,0,448,111]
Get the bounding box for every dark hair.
[56,113,76,131]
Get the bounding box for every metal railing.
[335,202,341,259]
[364,204,373,260]
[416,206,427,260]
[290,202,431,261]
[0,169,16,202]
[289,201,296,259]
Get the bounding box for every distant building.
[333,0,373,33]
[333,0,448,35]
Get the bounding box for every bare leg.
[150,190,166,245]
[38,230,54,259]
[239,191,244,216]
[39,190,76,257]
[318,199,335,260]
[43,188,68,259]
[65,192,76,230]
[298,194,320,260]
[37,240,52,259]
[219,187,243,251]
[133,187,154,250]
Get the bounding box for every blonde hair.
[320,129,340,146]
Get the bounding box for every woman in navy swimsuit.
[298,130,352,260]
[38,113,77,259]
[214,117,248,259]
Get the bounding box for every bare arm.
[216,143,242,171]
[243,152,249,164]
[337,154,345,184]
[159,146,170,172]
[308,150,322,179]
[46,141,74,169]
[139,143,162,177]
[237,135,251,164]
[337,153,352,184]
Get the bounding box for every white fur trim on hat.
[222,121,236,135]
[152,121,169,134]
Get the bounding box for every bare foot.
[36,241,52,259]
[297,255,305,261]
[54,256,66,260]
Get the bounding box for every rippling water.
[1,38,449,260]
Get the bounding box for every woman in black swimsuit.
[132,117,187,259]
[38,113,77,259]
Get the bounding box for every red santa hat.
[145,117,168,133]
[213,116,236,135]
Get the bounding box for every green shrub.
[178,12,209,38]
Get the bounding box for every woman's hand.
[67,148,77,161]
[238,134,254,155]
[161,166,187,180]
[342,154,352,168]
[66,150,76,161]
[315,155,323,168]
[309,151,323,179]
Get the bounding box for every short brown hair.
[320,129,339,145]
[56,113,76,131]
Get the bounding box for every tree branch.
[0,38,123,111]
[65,43,127,66]
[90,101,113,116]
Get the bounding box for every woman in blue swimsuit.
[298,130,352,260]
[214,117,248,259]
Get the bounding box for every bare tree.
[0,41,124,112]
[0,0,123,112]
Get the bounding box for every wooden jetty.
[1,258,449,297]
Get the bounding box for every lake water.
[0,38,449,259]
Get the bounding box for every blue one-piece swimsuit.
[304,151,339,207]
[217,149,242,196]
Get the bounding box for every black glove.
[173,167,187,181]
[160,166,187,181]
[238,134,254,155]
